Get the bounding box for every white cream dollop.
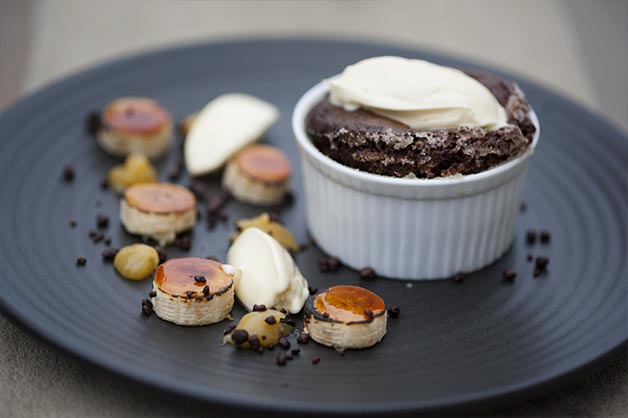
[328,56,508,131]
[227,227,309,314]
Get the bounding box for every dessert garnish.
[223,309,292,350]
[107,153,158,194]
[231,212,298,252]
[113,244,159,280]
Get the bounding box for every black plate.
[0,39,626,416]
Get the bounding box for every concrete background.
[1,0,627,417]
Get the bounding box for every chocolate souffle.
[305,69,536,179]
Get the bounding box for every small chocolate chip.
[62,165,75,182]
[278,337,291,349]
[206,294,214,301]
[185,290,195,298]
[96,214,109,229]
[359,267,377,280]
[104,237,111,246]
[319,256,341,273]
[231,329,249,346]
[387,306,400,319]
[527,254,533,262]
[453,272,466,283]
[535,256,550,269]
[69,219,77,228]
[282,318,296,327]
[297,333,309,344]
[223,324,237,335]
[100,178,109,190]
[155,247,167,264]
[322,312,330,319]
[88,230,104,243]
[141,304,153,316]
[276,353,287,366]
[141,298,153,308]
[248,335,260,350]
[540,231,551,243]
[526,231,537,245]
[101,247,118,262]
[193,275,206,283]
[86,111,102,135]
[308,286,318,295]
[279,307,288,315]
[533,267,544,278]
[502,270,517,281]
[202,285,209,295]
[311,357,320,365]
[291,348,300,356]
[264,316,277,325]
[76,256,86,266]
[148,290,157,298]
[252,304,267,312]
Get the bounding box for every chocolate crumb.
[248,335,261,350]
[141,298,152,308]
[100,178,109,190]
[155,247,167,264]
[276,353,287,366]
[282,318,296,327]
[101,247,118,262]
[88,230,104,243]
[76,256,86,266]
[223,324,237,335]
[291,348,300,356]
[279,307,288,315]
[453,272,466,283]
[312,357,320,365]
[69,219,77,228]
[86,111,101,135]
[535,256,549,269]
[322,312,330,319]
[526,231,537,245]
[231,329,249,346]
[205,294,213,301]
[527,254,533,262]
[202,285,209,295]
[252,304,267,312]
[297,333,309,344]
[265,316,277,325]
[62,165,75,182]
[96,214,109,229]
[193,275,206,283]
[286,354,294,361]
[185,290,195,298]
[278,337,291,349]
[387,306,400,319]
[533,267,544,278]
[149,290,157,298]
[502,270,517,281]
[359,267,377,280]
[104,237,111,246]
[141,303,153,316]
[319,256,341,273]
[540,231,551,243]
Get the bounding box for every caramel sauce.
[102,97,170,135]
[154,257,232,297]
[236,145,291,183]
[124,183,195,214]
[314,285,385,323]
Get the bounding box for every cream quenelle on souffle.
[306,56,535,178]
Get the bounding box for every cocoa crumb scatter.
[276,353,287,366]
[101,247,118,262]
[526,231,537,245]
[69,219,77,228]
[278,337,291,349]
[319,256,341,273]
[252,304,267,312]
[502,270,517,281]
[527,254,533,262]
[96,214,109,229]
[291,348,300,356]
[148,290,157,298]
[62,165,75,182]
[359,267,376,280]
[141,298,153,316]
[76,256,86,266]
[387,306,400,319]
[297,333,310,344]
[540,231,551,243]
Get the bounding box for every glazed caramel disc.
[314,285,385,323]
[124,183,196,214]
[235,144,291,183]
[102,97,171,135]
[154,257,233,297]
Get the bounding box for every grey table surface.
[1,1,627,417]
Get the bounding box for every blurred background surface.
[1,1,627,417]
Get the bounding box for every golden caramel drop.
[113,244,160,280]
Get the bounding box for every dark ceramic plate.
[0,39,626,416]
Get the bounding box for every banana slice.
[151,257,237,326]
[304,285,387,350]
[223,144,291,206]
[98,97,173,159]
[120,183,197,246]
[184,94,279,176]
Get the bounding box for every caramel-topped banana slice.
[120,183,196,246]
[304,285,387,349]
[151,257,238,326]
[98,97,173,159]
[223,144,291,206]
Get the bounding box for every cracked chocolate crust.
[305,70,536,179]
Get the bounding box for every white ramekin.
[292,80,540,280]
